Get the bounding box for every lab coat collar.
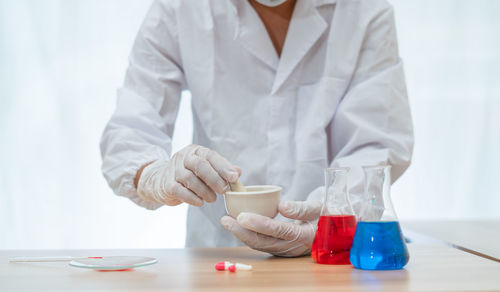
[231,0,280,71]
[271,0,330,94]
[229,0,335,93]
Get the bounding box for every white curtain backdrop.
[1,0,499,249]
[390,0,500,220]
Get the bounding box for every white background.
[1,0,499,249]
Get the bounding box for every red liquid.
[311,215,357,264]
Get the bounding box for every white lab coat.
[100,0,414,247]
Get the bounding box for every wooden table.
[403,220,500,262]
[1,243,500,291]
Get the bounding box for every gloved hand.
[137,144,241,206]
[220,200,322,257]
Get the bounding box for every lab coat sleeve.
[100,0,185,210]
[328,4,414,206]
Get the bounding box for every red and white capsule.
[215,261,232,271]
[214,261,252,272]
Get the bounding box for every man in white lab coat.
[100,0,413,256]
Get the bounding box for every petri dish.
[69,256,157,271]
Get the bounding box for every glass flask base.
[349,221,409,270]
[311,215,357,265]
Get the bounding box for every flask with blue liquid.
[349,165,409,270]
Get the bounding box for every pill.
[214,261,253,272]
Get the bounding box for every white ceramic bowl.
[224,185,282,218]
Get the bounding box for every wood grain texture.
[1,244,500,291]
[404,220,500,261]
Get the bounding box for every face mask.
[254,0,288,7]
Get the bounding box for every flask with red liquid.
[311,167,357,265]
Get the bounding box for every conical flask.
[311,167,357,265]
[349,165,409,270]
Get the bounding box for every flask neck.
[322,168,355,216]
[359,165,398,222]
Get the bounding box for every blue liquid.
[349,221,409,270]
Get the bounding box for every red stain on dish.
[96,268,134,272]
[87,257,103,259]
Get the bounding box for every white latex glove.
[220,200,322,257]
[137,144,240,206]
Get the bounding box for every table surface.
[2,243,500,292]
[403,220,500,262]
